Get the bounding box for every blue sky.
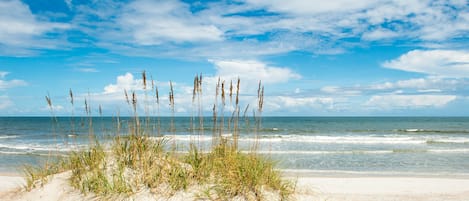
[1,0,469,116]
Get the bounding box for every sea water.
[1,117,469,176]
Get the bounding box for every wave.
[428,149,469,153]
[0,150,67,156]
[251,148,469,155]
[398,129,469,134]
[0,143,85,153]
[154,134,469,145]
[250,150,394,155]
[426,138,469,144]
[0,135,18,139]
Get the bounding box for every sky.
[1,0,469,116]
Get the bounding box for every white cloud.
[321,86,340,93]
[118,0,223,45]
[369,77,464,91]
[83,72,178,115]
[210,60,301,85]
[365,94,456,109]
[0,0,69,55]
[41,104,64,112]
[383,50,469,77]
[320,86,362,96]
[261,94,361,115]
[0,71,27,90]
[76,68,99,73]
[246,0,376,15]
[103,73,143,94]
[274,96,335,110]
[0,0,464,57]
[242,0,469,43]
[294,88,301,94]
[92,66,301,115]
[68,0,469,59]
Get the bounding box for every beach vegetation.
[22,72,294,200]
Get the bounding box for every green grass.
[23,73,294,200]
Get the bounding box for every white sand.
[2,174,469,201]
[0,172,87,201]
[293,176,469,201]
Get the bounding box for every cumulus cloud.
[383,50,469,78]
[75,72,178,116]
[365,94,456,109]
[103,73,144,94]
[91,63,300,115]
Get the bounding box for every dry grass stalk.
[219,80,225,139]
[169,81,176,148]
[84,99,89,116]
[227,80,233,132]
[142,71,151,135]
[132,91,137,113]
[229,80,233,103]
[142,70,147,90]
[155,86,159,104]
[236,78,240,106]
[193,75,198,103]
[243,104,250,141]
[69,89,76,145]
[155,85,161,137]
[69,89,74,105]
[131,91,140,135]
[45,95,52,109]
[191,74,199,136]
[99,105,103,116]
[198,74,203,94]
[26,74,294,200]
[212,103,217,145]
[212,78,220,146]
[124,89,130,105]
[233,78,241,149]
[198,74,203,136]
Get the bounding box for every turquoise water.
[1,117,469,175]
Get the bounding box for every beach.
[2,172,469,201]
[2,117,469,200]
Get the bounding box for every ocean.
[1,117,469,176]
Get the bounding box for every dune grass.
[22,72,294,200]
